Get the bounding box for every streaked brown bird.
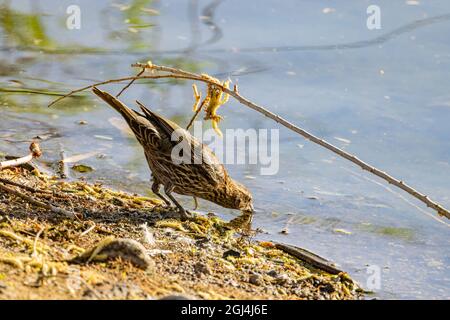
[92,87,253,219]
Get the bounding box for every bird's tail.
[92,87,139,124]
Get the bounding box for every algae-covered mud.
[0,168,361,299]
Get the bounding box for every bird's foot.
[178,209,196,221]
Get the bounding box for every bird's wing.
[136,100,227,184]
[136,101,180,140]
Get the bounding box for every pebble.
[248,274,263,286]
[70,238,153,270]
[267,270,278,277]
[194,262,211,275]
[274,273,291,286]
[223,249,241,259]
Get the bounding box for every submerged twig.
[47,62,450,220]
[0,142,42,170]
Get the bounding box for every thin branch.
[342,166,450,228]
[116,67,146,97]
[57,147,69,179]
[47,74,200,108]
[47,63,450,220]
[186,98,207,130]
[0,182,76,218]
[0,142,41,170]
[132,63,450,220]
[79,221,96,238]
[0,177,51,194]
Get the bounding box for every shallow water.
[1,0,449,299]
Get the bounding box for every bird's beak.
[243,203,254,214]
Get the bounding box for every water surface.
[0,0,449,299]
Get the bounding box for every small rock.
[274,273,291,286]
[320,283,335,293]
[223,249,241,259]
[70,238,153,270]
[249,274,263,286]
[194,262,211,275]
[267,270,278,277]
[196,238,211,248]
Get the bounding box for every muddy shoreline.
[0,168,362,299]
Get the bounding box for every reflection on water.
[1,0,450,299]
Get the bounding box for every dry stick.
[48,64,450,220]
[47,74,199,108]
[133,63,450,220]
[224,91,450,219]
[116,67,146,97]
[79,221,96,238]
[0,177,51,194]
[341,166,450,228]
[0,177,73,201]
[186,98,208,130]
[0,142,42,170]
[0,183,76,218]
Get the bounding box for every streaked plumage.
[92,87,253,218]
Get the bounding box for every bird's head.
[229,181,254,213]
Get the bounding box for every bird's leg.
[151,180,172,207]
[193,196,199,210]
[164,184,191,219]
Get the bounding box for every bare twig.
[57,148,68,179]
[0,142,42,170]
[47,75,199,108]
[342,166,450,228]
[0,183,76,218]
[0,177,51,194]
[186,98,207,130]
[47,63,450,220]
[79,221,96,238]
[116,67,146,97]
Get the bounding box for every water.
[1,0,449,299]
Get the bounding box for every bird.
[92,87,253,219]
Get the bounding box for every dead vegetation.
[0,168,362,300]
